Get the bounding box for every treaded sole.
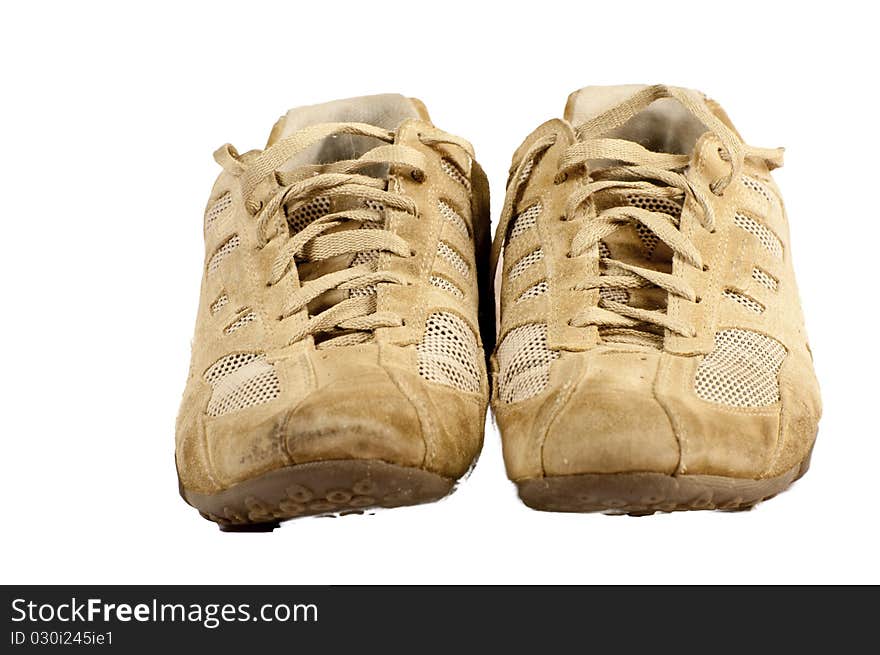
[516,452,812,516]
[182,459,455,531]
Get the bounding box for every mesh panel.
[345,197,386,298]
[440,158,471,190]
[205,352,263,386]
[734,213,783,259]
[518,156,536,184]
[438,200,469,236]
[694,329,787,407]
[517,281,548,303]
[752,267,778,291]
[430,275,464,298]
[509,203,541,241]
[205,192,232,232]
[598,241,611,259]
[207,234,240,274]
[348,249,379,297]
[225,310,257,334]
[206,357,281,417]
[625,194,681,256]
[510,248,543,279]
[600,287,630,303]
[210,294,228,314]
[634,223,659,255]
[496,323,559,403]
[289,196,331,233]
[437,241,469,277]
[723,289,764,314]
[416,312,480,392]
[351,250,378,267]
[742,175,775,203]
[625,194,682,216]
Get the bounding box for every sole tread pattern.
[183,459,455,531]
[517,454,811,516]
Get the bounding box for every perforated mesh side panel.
[723,289,764,314]
[430,275,464,298]
[207,234,240,274]
[440,158,471,190]
[225,311,257,334]
[204,352,264,386]
[438,200,469,236]
[509,203,541,241]
[289,196,331,233]
[496,323,559,404]
[206,357,281,417]
[518,156,536,185]
[509,249,544,279]
[742,175,775,203]
[416,312,480,392]
[752,268,778,291]
[734,212,783,259]
[210,294,228,314]
[517,281,548,303]
[694,329,786,407]
[205,192,232,232]
[437,241,469,277]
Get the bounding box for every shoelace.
[216,122,473,348]
[493,85,784,343]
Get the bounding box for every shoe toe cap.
[284,368,426,468]
[542,351,680,476]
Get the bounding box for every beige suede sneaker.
[177,95,492,530]
[491,85,820,514]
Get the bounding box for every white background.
[2,0,877,584]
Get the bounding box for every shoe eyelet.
[410,170,425,183]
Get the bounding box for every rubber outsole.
[517,452,812,515]
[182,459,455,531]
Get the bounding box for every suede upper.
[491,85,821,482]
[177,96,491,494]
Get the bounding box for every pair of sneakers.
[176,85,821,531]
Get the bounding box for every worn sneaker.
[177,94,492,530]
[491,85,820,513]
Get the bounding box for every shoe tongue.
[564,85,706,155]
[565,86,702,349]
[267,95,422,341]
[268,92,420,143]
[266,94,422,171]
